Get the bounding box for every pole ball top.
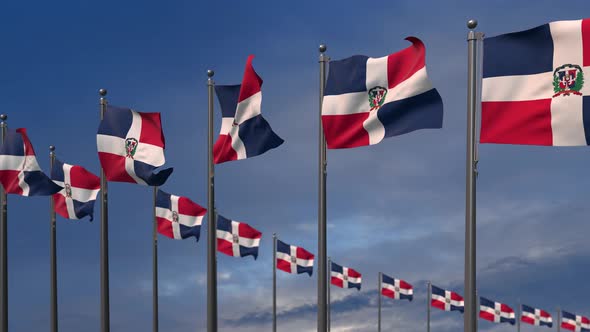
[49,145,55,152]
[467,19,478,29]
[99,89,107,96]
[0,114,6,121]
[319,44,327,53]
[207,70,215,78]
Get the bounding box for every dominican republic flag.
[51,159,100,221]
[321,37,443,149]
[155,189,207,241]
[276,240,314,276]
[521,304,553,328]
[381,274,413,301]
[213,55,284,164]
[430,285,464,313]
[0,128,62,196]
[97,105,173,186]
[330,262,361,290]
[479,297,515,325]
[481,18,590,146]
[216,215,262,259]
[561,311,590,331]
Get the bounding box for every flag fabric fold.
[430,285,464,313]
[216,215,262,259]
[214,55,284,164]
[0,128,62,196]
[381,274,413,301]
[51,159,100,221]
[155,189,207,241]
[276,240,314,276]
[521,305,553,328]
[481,18,590,146]
[330,262,361,290]
[97,105,173,186]
[321,37,443,149]
[479,297,515,325]
[561,311,590,331]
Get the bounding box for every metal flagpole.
[99,88,110,332]
[327,256,331,332]
[272,233,277,332]
[0,113,7,332]
[464,19,482,332]
[556,308,560,332]
[516,300,520,332]
[153,186,158,332]
[427,282,431,332]
[377,272,381,332]
[206,69,218,332]
[49,146,58,332]
[317,43,329,332]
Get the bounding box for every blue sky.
[2,0,590,331]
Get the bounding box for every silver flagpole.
[427,282,431,332]
[327,256,331,332]
[516,300,520,332]
[98,89,110,332]
[318,43,329,332]
[272,233,277,332]
[464,19,482,332]
[556,308,560,332]
[49,146,58,332]
[206,70,218,332]
[377,272,381,332]
[0,114,7,332]
[153,186,158,332]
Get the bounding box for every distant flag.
[97,105,173,186]
[276,240,314,276]
[479,297,515,325]
[330,262,361,290]
[430,285,464,313]
[321,37,443,149]
[481,18,590,146]
[380,274,413,301]
[0,128,62,196]
[155,189,207,241]
[521,304,553,328]
[51,159,100,221]
[216,215,262,259]
[561,310,590,331]
[213,55,284,164]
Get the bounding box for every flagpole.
[272,233,277,332]
[317,43,328,332]
[327,256,331,332]
[206,69,218,332]
[557,308,560,332]
[464,19,481,332]
[49,146,58,332]
[0,114,7,332]
[427,282,431,332]
[153,186,158,332]
[377,272,381,332]
[98,88,110,332]
[516,300,520,332]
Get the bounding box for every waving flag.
[330,262,361,290]
[213,55,284,164]
[97,105,173,186]
[481,18,590,146]
[381,274,413,301]
[521,304,553,328]
[562,311,590,331]
[51,159,100,221]
[321,37,443,149]
[0,128,61,196]
[479,297,515,325]
[216,215,262,259]
[276,240,314,276]
[155,190,207,241]
[430,285,464,313]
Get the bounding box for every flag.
[216,215,262,259]
[97,105,173,186]
[276,240,314,276]
[381,274,413,301]
[479,297,515,325]
[155,189,207,241]
[430,285,464,312]
[0,128,62,196]
[521,304,553,328]
[330,262,361,290]
[213,55,284,164]
[561,311,590,331]
[321,37,443,149]
[51,159,100,221]
[481,18,590,146]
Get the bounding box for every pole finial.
[467,19,478,30]
[207,70,215,78]
[99,88,107,96]
[319,44,327,53]
[49,145,55,152]
[0,114,6,121]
